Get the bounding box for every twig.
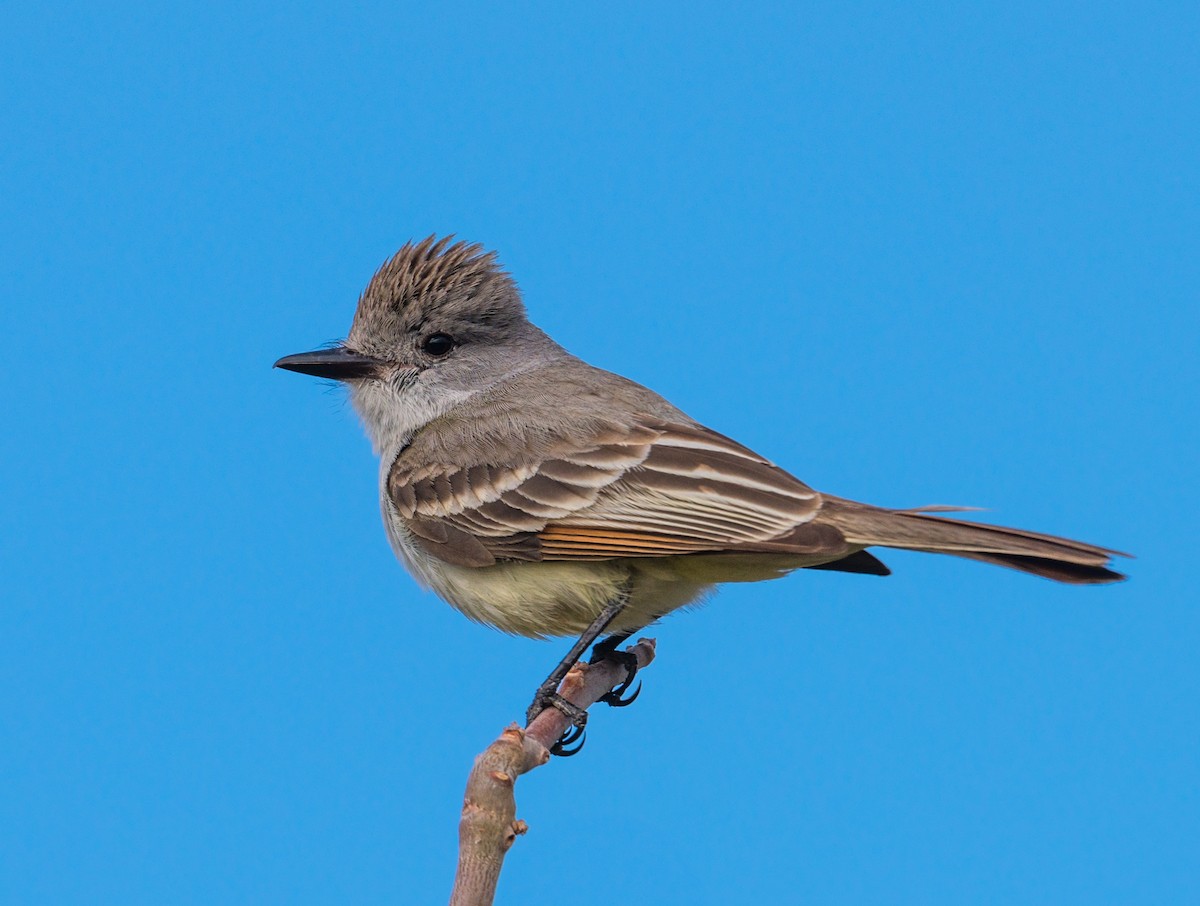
[448,638,657,906]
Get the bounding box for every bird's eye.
[421,333,455,357]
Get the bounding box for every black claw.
[551,727,587,757]
[590,643,641,709]
[600,679,642,708]
[528,690,589,755]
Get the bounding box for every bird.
[275,236,1127,735]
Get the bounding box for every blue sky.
[2,3,1196,903]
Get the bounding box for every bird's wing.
[387,420,847,567]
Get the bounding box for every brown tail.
[819,498,1128,584]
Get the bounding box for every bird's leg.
[525,583,632,752]
[589,631,642,708]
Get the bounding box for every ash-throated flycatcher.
[276,237,1125,728]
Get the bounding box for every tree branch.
[448,638,657,906]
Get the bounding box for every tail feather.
[948,551,1125,584]
[820,498,1128,585]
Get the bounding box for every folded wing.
[387,419,1128,584]
[388,420,848,567]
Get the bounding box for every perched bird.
[276,236,1126,730]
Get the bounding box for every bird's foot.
[526,687,590,757]
[551,724,587,757]
[589,639,642,708]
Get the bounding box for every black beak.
[274,347,382,380]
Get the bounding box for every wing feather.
[387,420,844,565]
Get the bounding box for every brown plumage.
[388,410,1127,584]
[278,236,1128,640]
[817,499,1125,584]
